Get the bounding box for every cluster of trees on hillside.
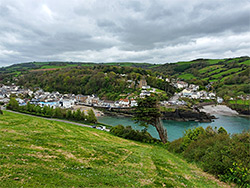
[168,126,250,187]
[7,98,97,124]
[15,66,175,100]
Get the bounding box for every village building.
[119,99,130,107]
[76,94,88,103]
[59,99,75,108]
[130,99,138,107]
[175,81,188,89]
[139,77,148,88]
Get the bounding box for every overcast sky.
[0,0,249,67]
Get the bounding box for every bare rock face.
[103,107,215,122]
[162,109,215,122]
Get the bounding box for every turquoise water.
[98,115,250,141]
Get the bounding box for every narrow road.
[5,110,92,128]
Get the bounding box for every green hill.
[152,56,250,96]
[0,111,229,187]
[152,56,249,82]
[1,56,249,97]
[0,61,154,75]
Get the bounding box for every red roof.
[120,99,129,102]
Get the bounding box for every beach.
[200,105,239,116]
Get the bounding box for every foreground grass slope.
[0,111,229,187]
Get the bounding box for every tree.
[53,107,63,118]
[66,110,72,119]
[7,98,19,111]
[133,96,168,144]
[75,109,82,121]
[87,109,97,123]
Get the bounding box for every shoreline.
[199,105,240,116]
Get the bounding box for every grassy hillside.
[153,56,249,82]
[0,111,229,187]
[152,56,250,96]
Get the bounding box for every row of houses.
[172,81,200,91]
[76,94,138,108]
[178,89,223,103]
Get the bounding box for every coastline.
[101,108,214,122]
[199,105,239,116]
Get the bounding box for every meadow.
[0,111,229,187]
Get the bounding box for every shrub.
[168,126,250,187]
[167,137,184,153]
[110,125,160,143]
[6,98,19,110]
[181,126,205,150]
[220,163,250,187]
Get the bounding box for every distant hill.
[0,61,155,75]
[152,56,249,82]
[0,56,249,97]
[4,64,174,100]
[0,111,229,187]
[151,56,250,96]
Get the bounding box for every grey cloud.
[0,0,249,67]
[117,1,250,50]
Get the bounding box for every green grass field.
[199,65,223,74]
[207,59,223,65]
[229,99,250,105]
[211,68,242,79]
[239,59,250,65]
[40,64,78,69]
[207,68,226,75]
[0,111,229,187]
[178,73,196,80]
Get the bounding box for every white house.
[209,92,216,99]
[189,84,199,91]
[142,85,151,89]
[59,99,75,108]
[119,99,130,107]
[191,92,200,99]
[140,91,151,98]
[130,99,137,107]
[176,81,188,89]
[181,89,192,97]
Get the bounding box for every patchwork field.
[0,111,229,187]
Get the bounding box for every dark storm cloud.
[0,0,249,66]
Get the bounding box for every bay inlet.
[98,115,250,141]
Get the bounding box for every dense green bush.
[168,126,250,187]
[110,125,160,143]
[0,109,3,114]
[167,137,184,153]
[220,163,250,188]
